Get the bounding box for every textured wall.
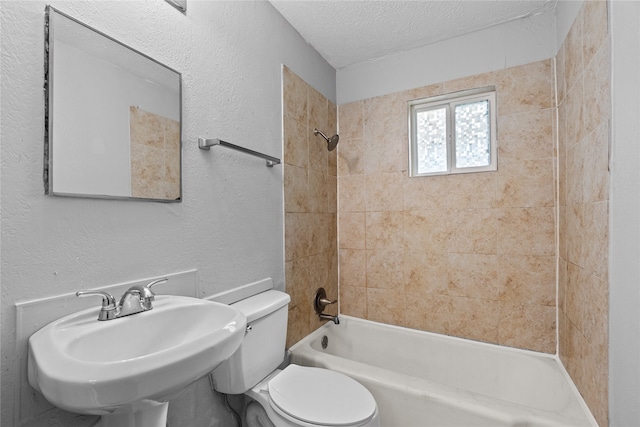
[0,1,334,426]
[556,1,610,425]
[282,66,338,348]
[336,60,557,354]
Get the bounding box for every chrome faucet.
[77,278,168,321]
[314,287,340,325]
[318,313,340,325]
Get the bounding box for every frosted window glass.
[416,107,447,174]
[454,100,490,168]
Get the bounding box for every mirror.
[45,7,182,202]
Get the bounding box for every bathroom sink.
[28,295,246,415]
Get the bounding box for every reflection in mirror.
[45,7,182,202]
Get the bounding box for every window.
[408,87,497,177]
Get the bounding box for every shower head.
[313,128,339,151]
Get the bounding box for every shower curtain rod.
[198,137,281,167]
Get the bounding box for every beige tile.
[308,213,334,256]
[403,251,448,295]
[308,86,329,133]
[558,257,568,314]
[564,8,584,91]
[583,123,609,204]
[283,117,308,168]
[447,209,498,254]
[498,207,555,256]
[309,127,329,174]
[286,258,309,311]
[327,175,337,214]
[556,40,567,104]
[337,138,365,176]
[562,316,608,427]
[583,0,608,68]
[286,305,308,348]
[365,211,404,251]
[285,213,309,261]
[339,212,365,249]
[339,286,367,318]
[338,175,365,212]
[365,249,404,290]
[307,253,330,296]
[131,144,164,182]
[498,303,556,353]
[339,249,366,288]
[446,297,501,344]
[403,209,451,253]
[565,77,585,148]
[283,66,308,124]
[338,101,364,140]
[566,139,585,206]
[496,60,554,116]
[566,204,587,268]
[447,253,499,300]
[130,106,164,148]
[443,71,496,93]
[403,173,448,211]
[583,40,610,136]
[445,172,497,209]
[405,82,444,101]
[584,201,609,280]
[367,288,404,325]
[496,158,555,208]
[328,143,338,177]
[363,93,407,174]
[498,255,556,306]
[284,164,308,213]
[365,172,403,211]
[308,169,328,213]
[404,292,449,334]
[498,109,554,160]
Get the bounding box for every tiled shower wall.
[557,1,610,425]
[283,66,338,348]
[337,60,557,354]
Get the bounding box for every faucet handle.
[76,290,117,321]
[145,278,168,291]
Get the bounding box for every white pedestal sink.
[28,295,246,426]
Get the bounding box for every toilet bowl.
[211,289,379,427]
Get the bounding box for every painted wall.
[0,1,334,425]
[609,1,640,426]
[336,8,558,105]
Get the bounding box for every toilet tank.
[212,290,290,394]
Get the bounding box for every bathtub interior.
[291,316,597,427]
[309,319,572,412]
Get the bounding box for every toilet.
[211,289,380,427]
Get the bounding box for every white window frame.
[408,86,497,177]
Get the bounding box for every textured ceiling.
[269,0,558,69]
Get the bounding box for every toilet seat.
[267,365,377,426]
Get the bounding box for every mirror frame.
[44,6,183,202]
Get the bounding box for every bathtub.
[289,316,597,427]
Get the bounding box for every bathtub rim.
[288,315,598,427]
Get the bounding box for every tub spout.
[319,313,340,324]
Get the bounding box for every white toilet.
[211,289,380,427]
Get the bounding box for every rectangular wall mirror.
[44,7,182,202]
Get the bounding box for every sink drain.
[321,335,328,349]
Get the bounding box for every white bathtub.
[289,316,597,427]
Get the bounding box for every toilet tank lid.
[231,290,290,323]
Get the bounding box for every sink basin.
[28,295,246,416]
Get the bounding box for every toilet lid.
[268,365,376,426]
